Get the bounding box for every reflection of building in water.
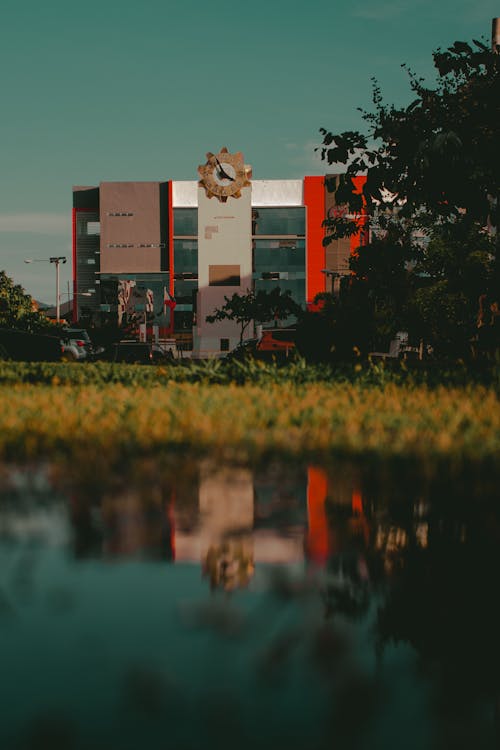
[69,464,435,585]
[176,465,306,587]
[68,466,370,575]
[71,487,175,561]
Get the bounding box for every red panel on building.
[304,176,325,304]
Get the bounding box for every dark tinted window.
[253,239,305,273]
[174,240,198,275]
[174,209,198,236]
[252,208,305,236]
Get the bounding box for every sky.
[0,0,498,303]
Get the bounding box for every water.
[0,459,498,750]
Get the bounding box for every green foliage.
[404,221,495,354]
[0,353,498,390]
[319,39,500,229]
[316,37,500,358]
[0,270,56,333]
[206,287,302,342]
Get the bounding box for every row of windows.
[106,243,165,248]
[80,208,306,239]
[173,207,306,237]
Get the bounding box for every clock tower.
[194,148,253,357]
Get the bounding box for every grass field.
[0,360,499,473]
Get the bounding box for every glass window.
[254,278,305,309]
[174,209,198,236]
[174,279,198,305]
[253,239,305,274]
[220,338,230,352]
[174,240,198,275]
[252,208,305,236]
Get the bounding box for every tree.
[0,270,53,332]
[405,220,494,355]
[318,38,500,233]
[317,36,500,356]
[206,287,302,343]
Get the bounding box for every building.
[72,148,367,355]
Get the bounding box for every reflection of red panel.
[307,467,329,565]
[304,176,326,304]
[352,490,363,516]
[168,491,176,562]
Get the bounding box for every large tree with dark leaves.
[317,38,499,356]
[319,38,500,232]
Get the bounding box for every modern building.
[72,148,367,355]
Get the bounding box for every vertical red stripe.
[72,208,78,323]
[168,181,175,335]
[168,181,174,298]
[304,176,326,303]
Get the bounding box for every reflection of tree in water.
[320,498,384,621]
[373,492,500,743]
[203,540,254,592]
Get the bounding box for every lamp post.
[24,256,67,321]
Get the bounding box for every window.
[87,221,100,235]
[174,208,198,236]
[252,207,305,236]
[174,240,198,276]
[209,265,240,287]
[220,338,230,352]
[253,239,305,274]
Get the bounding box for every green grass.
[0,360,499,473]
[0,356,499,388]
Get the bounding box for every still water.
[0,459,498,750]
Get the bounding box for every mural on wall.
[117,280,154,326]
[98,278,175,330]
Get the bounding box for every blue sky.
[0,0,497,302]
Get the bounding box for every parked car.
[0,328,62,362]
[225,330,296,362]
[101,341,175,365]
[61,328,94,362]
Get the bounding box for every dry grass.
[1,381,499,470]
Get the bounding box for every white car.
[61,328,93,362]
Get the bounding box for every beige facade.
[194,185,253,355]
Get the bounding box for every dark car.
[101,341,174,365]
[0,328,62,362]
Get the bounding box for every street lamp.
[24,256,67,321]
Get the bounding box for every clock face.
[198,147,251,202]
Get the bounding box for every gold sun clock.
[198,147,251,202]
